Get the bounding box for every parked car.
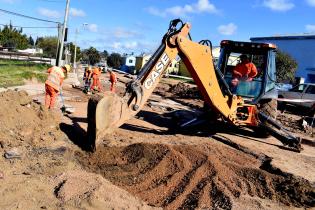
[81,63,89,68]
[95,63,107,72]
[278,83,315,116]
[275,83,292,91]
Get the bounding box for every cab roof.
[220,40,277,50]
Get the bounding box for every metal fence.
[0,51,55,65]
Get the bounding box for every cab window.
[305,85,315,94]
[220,51,267,99]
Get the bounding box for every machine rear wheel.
[254,99,278,137]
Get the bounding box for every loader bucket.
[87,92,125,151]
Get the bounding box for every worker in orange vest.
[108,69,117,92]
[83,66,92,94]
[231,54,257,92]
[91,66,102,92]
[232,54,257,80]
[45,65,70,109]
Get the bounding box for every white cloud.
[305,24,315,32]
[217,23,237,35]
[146,0,219,18]
[37,8,61,19]
[70,8,86,17]
[113,28,140,39]
[196,0,217,12]
[87,24,98,32]
[112,41,138,50]
[263,0,295,11]
[77,23,156,53]
[112,42,122,49]
[124,41,138,49]
[306,0,315,6]
[146,7,164,17]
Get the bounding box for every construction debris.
[277,113,314,136]
[169,82,201,99]
[4,148,21,159]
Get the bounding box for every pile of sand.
[0,90,156,210]
[0,90,64,148]
[51,170,158,209]
[77,142,315,209]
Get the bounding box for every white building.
[251,34,315,83]
[122,54,136,67]
[121,54,136,73]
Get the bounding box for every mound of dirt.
[277,113,313,137]
[169,82,201,99]
[77,143,315,209]
[52,170,157,209]
[0,90,63,148]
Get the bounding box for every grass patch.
[0,59,51,87]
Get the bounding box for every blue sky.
[0,0,315,54]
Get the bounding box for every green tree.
[276,50,298,83]
[35,37,43,46]
[101,50,109,59]
[107,53,123,69]
[28,36,34,47]
[66,42,81,61]
[0,24,28,50]
[84,47,100,65]
[36,36,58,58]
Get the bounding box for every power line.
[36,0,64,2]
[0,23,58,28]
[0,8,61,24]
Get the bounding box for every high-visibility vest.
[93,67,101,75]
[233,62,257,78]
[110,72,117,83]
[45,66,65,90]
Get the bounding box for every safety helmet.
[63,64,71,72]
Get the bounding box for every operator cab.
[217,40,277,103]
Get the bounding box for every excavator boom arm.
[87,19,239,150]
[87,19,301,152]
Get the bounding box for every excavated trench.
[76,142,315,209]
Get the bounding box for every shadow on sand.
[60,115,94,151]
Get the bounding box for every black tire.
[254,99,278,137]
[259,99,278,119]
[307,104,315,117]
[277,95,286,113]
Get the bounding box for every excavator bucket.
[87,92,126,151]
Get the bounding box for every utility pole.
[73,23,88,71]
[57,0,70,66]
[73,28,78,69]
[55,23,61,63]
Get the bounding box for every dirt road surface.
[0,72,314,209]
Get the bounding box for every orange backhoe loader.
[87,19,302,152]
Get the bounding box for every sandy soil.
[0,72,314,210]
[0,89,157,210]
